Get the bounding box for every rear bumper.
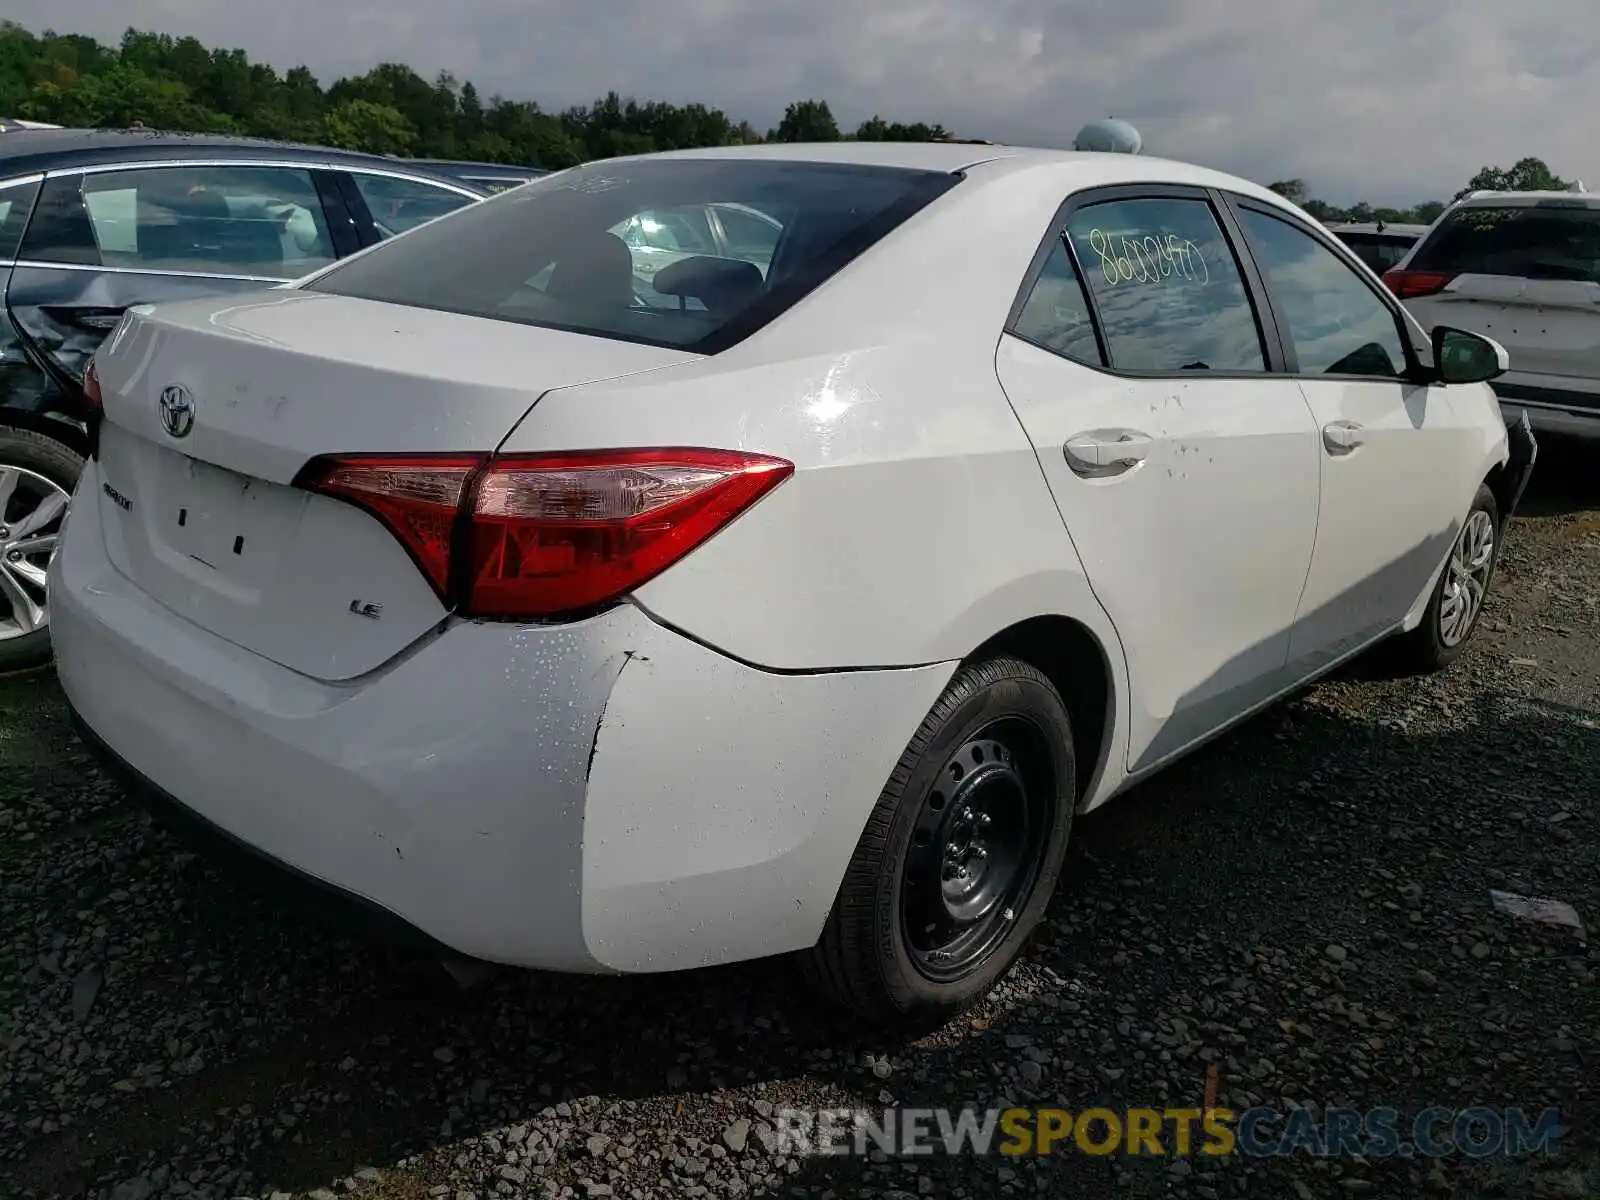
[71,711,450,953]
[1493,380,1600,440]
[52,460,953,973]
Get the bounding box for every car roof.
[593,141,1302,205]
[0,128,485,190]
[1453,188,1600,209]
[403,158,543,174]
[1327,222,1429,237]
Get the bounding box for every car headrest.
[545,231,634,309]
[651,255,764,314]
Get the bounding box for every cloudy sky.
[8,0,1596,205]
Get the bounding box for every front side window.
[1064,197,1266,372]
[23,165,337,278]
[1239,208,1408,378]
[1410,203,1600,283]
[1010,236,1102,365]
[351,173,476,239]
[308,158,958,352]
[714,204,782,273]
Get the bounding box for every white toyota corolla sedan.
[52,143,1536,1027]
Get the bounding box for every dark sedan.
[398,158,548,192]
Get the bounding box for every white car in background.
[1384,185,1600,438]
[53,144,1535,1028]
[613,201,782,301]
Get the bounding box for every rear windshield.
[1410,203,1600,283]
[308,158,958,352]
[1334,232,1417,273]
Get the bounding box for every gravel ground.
[3,440,1597,1200]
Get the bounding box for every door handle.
[42,305,128,332]
[1322,421,1365,454]
[1064,430,1154,477]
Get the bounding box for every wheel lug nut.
[979,813,992,827]
[972,846,987,859]
[5,551,18,562]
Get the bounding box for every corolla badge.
[158,384,196,439]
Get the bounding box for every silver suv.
[1383,185,1600,438]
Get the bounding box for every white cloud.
[6,0,1596,204]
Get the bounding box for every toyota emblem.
[158,384,195,439]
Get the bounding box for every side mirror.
[1432,326,1509,384]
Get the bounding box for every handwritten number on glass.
[1085,228,1210,287]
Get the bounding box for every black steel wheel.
[807,656,1076,1029]
[901,721,1056,983]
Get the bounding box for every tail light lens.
[82,356,104,458]
[299,448,793,618]
[301,456,481,595]
[1382,268,1455,299]
[82,356,103,412]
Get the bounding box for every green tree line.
[0,22,952,168]
[1268,156,1571,227]
[0,19,1572,216]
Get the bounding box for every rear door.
[993,185,1322,773]
[1397,199,1600,396]
[6,161,354,395]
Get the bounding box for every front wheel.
[1390,483,1500,674]
[806,657,1076,1029]
[0,425,83,673]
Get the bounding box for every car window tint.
[27,166,337,278]
[350,173,476,238]
[1337,233,1419,274]
[714,204,782,273]
[1409,203,1600,283]
[309,158,956,352]
[0,178,39,259]
[1010,235,1102,365]
[1064,198,1265,372]
[1239,208,1407,378]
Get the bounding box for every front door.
[995,188,1322,773]
[1229,201,1478,671]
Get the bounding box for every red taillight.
[299,448,794,618]
[83,356,103,412]
[1382,268,1455,299]
[300,456,482,596]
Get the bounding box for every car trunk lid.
[1412,274,1600,382]
[90,290,698,680]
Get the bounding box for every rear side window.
[1410,204,1600,283]
[307,158,960,353]
[23,165,337,278]
[1063,197,1266,373]
[349,173,476,238]
[1010,236,1102,365]
[0,178,39,259]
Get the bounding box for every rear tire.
[0,424,84,673]
[1389,483,1500,674]
[807,657,1076,1030]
